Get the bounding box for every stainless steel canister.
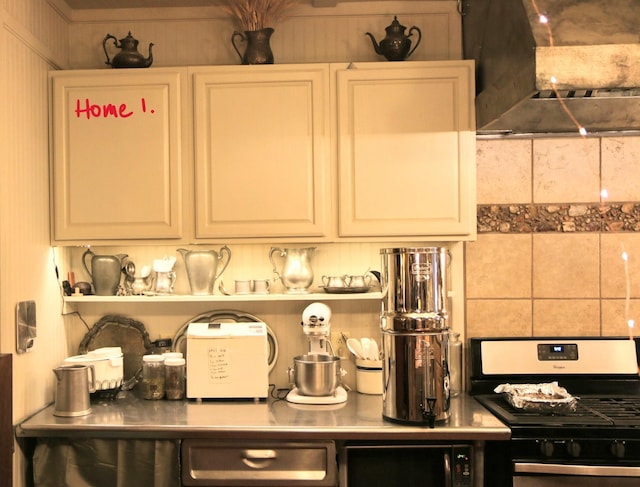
[380,247,451,425]
[380,247,449,327]
[381,330,450,425]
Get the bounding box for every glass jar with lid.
[141,354,165,400]
[164,357,186,400]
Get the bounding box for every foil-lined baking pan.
[494,381,579,415]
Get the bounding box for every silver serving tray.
[321,286,371,294]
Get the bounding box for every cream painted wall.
[65,1,462,68]
[1,1,69,486]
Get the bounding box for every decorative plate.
[78,314,153,381]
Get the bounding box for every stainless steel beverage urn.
[380,247,451,426]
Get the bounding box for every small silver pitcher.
[53,364,96,417]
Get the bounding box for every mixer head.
[301,302,332,337]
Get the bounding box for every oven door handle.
[444,452,452,487]
[515,462,640,477]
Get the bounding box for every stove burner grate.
[476,395,640,428]
[579,397,640,426]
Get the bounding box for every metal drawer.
[181,439,337,486]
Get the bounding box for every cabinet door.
[51,69,185,243]
[193,65,330,239]
[335,61,476,239]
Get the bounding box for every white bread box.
[186,322,269,400]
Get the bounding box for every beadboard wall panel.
[4,0,68,67]
[67,1,461,69]
[1,2,69,486]
[1,13,68,427]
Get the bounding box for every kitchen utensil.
[129,274,152,295]
[291,354,342,396]
[235,279,252,294]
[177,246,231,295]
[346,274,372,288]
[365,16,422,61]
[322,275,348,288]
[53,364,96,417]
[369,339,380,360]
[269,247,316,294]
[360,337,373,360]
[346,338,364,359]
[252,279,270,294]
[103,31,153,68]
[82,249,128,296]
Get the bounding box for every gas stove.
[470,337,640,486]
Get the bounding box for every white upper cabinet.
[50,68,187,244]
[334,60,476,240]
[49,61,475,244]
[191,64,331,240]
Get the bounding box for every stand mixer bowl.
[292,354,341,396]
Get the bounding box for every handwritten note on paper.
[207,346,232,383]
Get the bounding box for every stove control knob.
[566,440,581,458]
[539,440,554,457]
[611,440,626,459]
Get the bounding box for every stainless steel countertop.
[16,391,510,441]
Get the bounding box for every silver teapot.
[269,247,316,294]
[365,16,422,61]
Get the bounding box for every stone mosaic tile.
[477,203,640,233]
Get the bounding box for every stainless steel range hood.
[463,0,640,134]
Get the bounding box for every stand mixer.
[286,303,347,405]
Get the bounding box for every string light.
[530,0,588,137]
[532,3,632,340]
[621,247,635,340]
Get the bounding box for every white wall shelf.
[64,291,383,304]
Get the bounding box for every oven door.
[514,462,640,486]
[339,443,474,487]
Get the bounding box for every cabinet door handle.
[242,449,277,469]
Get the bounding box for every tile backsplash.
[466,135,640,339]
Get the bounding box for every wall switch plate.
[331,331,349,358]
[16,300,36,353]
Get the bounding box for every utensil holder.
[356,359,382,394]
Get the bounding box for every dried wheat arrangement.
[222,0,300,31]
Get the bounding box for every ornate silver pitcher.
[269,247,316,294]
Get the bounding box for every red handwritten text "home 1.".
[74,97,154,119]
